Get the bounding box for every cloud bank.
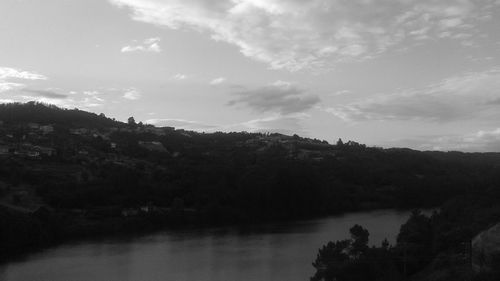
[327,67,500,122]
[110,0,500,71]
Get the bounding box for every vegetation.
[311,194,500,281]
[1,102,500,280]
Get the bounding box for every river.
[0,209,420,281]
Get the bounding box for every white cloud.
[271,80,292,89]
[327,67,500,122]
[210,77,226,85]
[109,0,499,71]
[172,74,187,80]
[83,91,105,102]
[0,81,24,93]
[123,88,142,100]
[329,90,351,96]
[0,67,47,80]
[439,18,463,28]
[0,67,47,93]
[121,37,162,53]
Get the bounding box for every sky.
[1,0,500,151]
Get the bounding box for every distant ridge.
[0,101,123,129]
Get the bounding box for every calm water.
[0,210,417,281]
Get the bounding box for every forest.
[1,102,500,279]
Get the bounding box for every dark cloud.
[22,89,68,99]
[228,85,320,114]
[487,97,500,105]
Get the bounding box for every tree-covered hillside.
[1,102,500,266]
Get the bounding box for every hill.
[1,102,500,272]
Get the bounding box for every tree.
[311,225,401,281]
[311,240,351,281]
[311,225,371,281]
[395,209,433,275]
[336,138,344,146]
[350,224,369,258]
[127,116,136,127]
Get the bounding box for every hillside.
[2,102,500,268]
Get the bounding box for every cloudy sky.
[1,0,500,151]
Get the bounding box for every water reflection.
[0,209,417,281]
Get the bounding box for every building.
[27,123,40,130]
[0,145,11,155]
[36,146,56,156]
[121,208,139,217]
[40,125,54,134]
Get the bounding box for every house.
[26,150,40,158]
[27,123,40,130]
[0,145,11,155]
[36,146,56,156]
[140,205,151,213]
[139,202,163,214]
[40,125,54,134]
[121,208,139,217]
